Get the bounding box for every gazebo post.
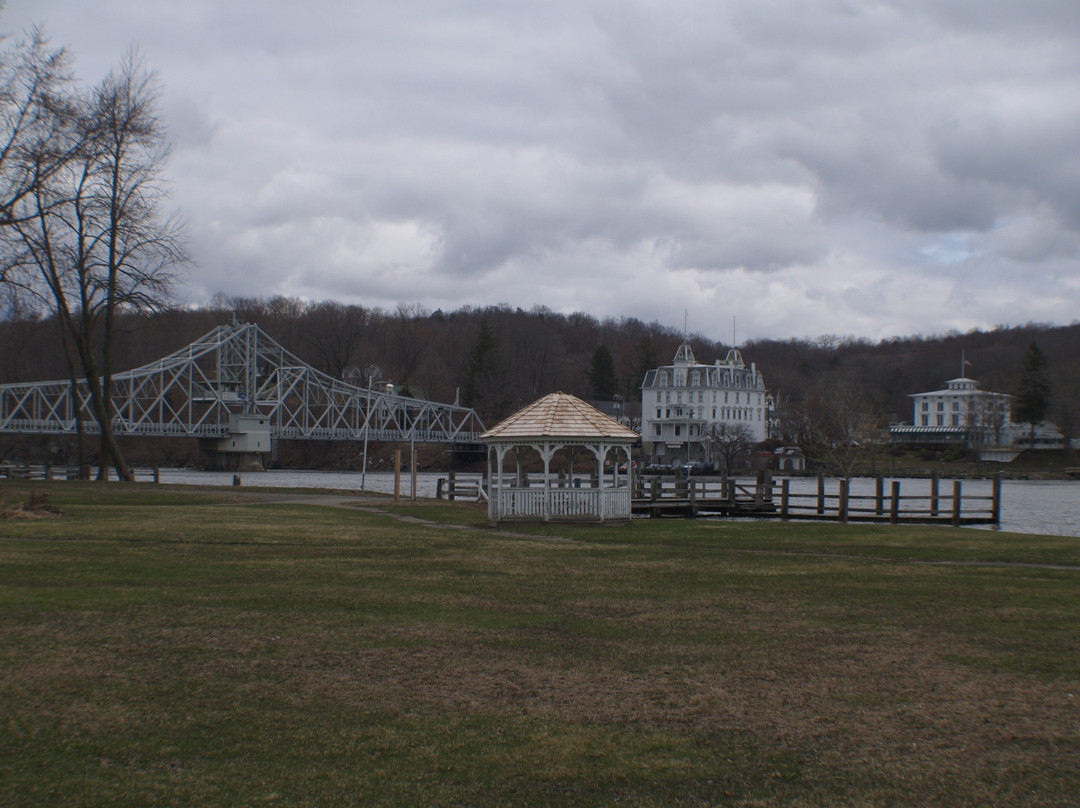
[486,446,493,519]
[588,443,604,522]
[541,443,548,522]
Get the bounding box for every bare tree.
[793,378,886,480]
[302,300,370,379]
[3,48,187,479]
[0,27,73,229]
[391,302,427,390]
[704,421,756,473]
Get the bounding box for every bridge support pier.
[199,448,267,472]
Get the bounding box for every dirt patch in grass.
[0,490,64,519]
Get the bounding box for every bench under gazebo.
[481,392,639,525]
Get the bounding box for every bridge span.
[0,323,485,448]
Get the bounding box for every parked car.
[681,462,715,475]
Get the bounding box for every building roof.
[909,377,1013,399]
[889,425,968,434]
[481,391,639,442]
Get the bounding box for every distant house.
[640,343,772,466]
[890,374,1065,455]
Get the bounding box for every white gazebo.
[481,392,640,525]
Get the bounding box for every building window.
[654,424,661,436]
[674,425,681,436]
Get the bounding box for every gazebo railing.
[493,487,631,521]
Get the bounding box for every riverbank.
[2,481,1079,807]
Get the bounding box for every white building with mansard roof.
[640,343,771,466]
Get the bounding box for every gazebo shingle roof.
[480,392,639,441]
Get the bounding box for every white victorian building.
[640,343,771,466]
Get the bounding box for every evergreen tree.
[588,345,616,400]
[1014,341,1052,448]
[461,318,510,422]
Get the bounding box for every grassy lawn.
[2,480,1078,807]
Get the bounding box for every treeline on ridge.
[3,297,1078,440]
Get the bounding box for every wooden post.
[951,480,962,526]
[436,478,445,500]
[817,472,825,516]
[153,467,160,484]
[992,472,1002,526]
[781,479,790,520]
[889,480,900,524]
[449,470,456,499]
[930,473,939,517]
[689,479,697,517]
[394,449,401,503]
[411,446,418,502]
[875,475,884,516]
[839,479,849,523]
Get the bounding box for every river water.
[154,469,1080,538]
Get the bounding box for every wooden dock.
[632,474,779,519]
[632,472,1002,527]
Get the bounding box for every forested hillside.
[3,297,1078,439]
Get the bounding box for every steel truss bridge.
[0,323,485,446]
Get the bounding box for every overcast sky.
[5,0,1079,343]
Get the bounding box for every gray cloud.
[4,0,1079,341]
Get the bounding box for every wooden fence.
[0,463,161,482]
[775,474,1001,526]
[632,472,1002,526]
